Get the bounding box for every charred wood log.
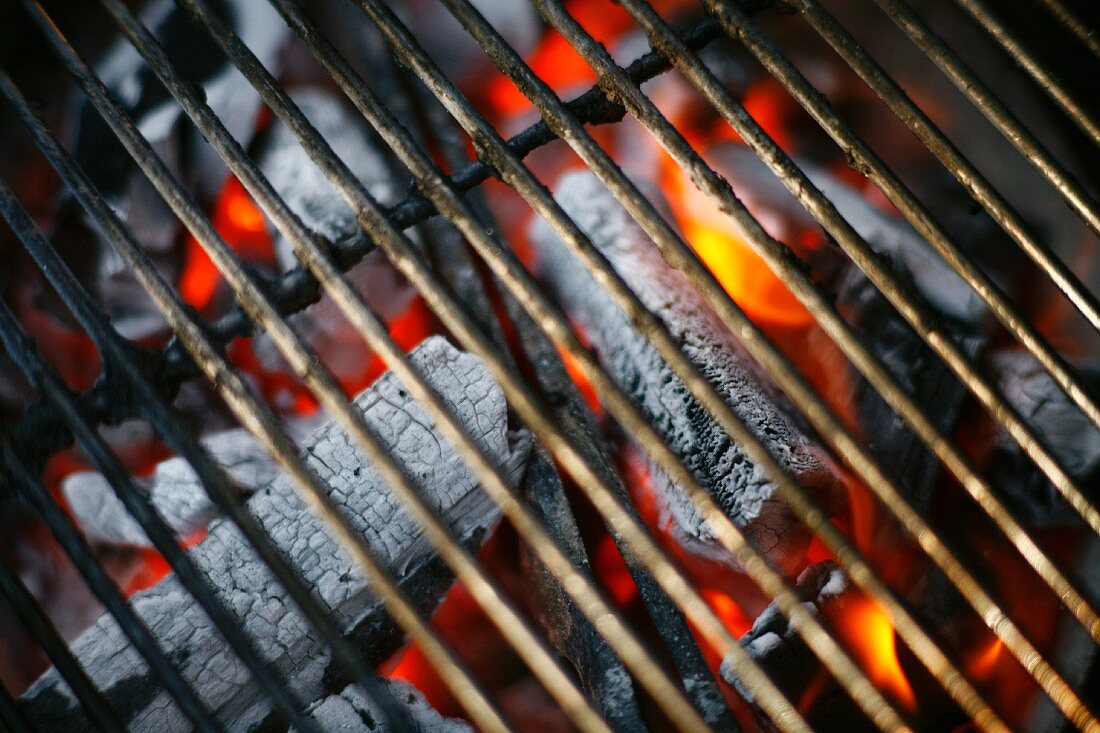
[19,337,531,732]
[531,170,846,574]
[703,145,988,512]
[61,418,319,547]
[984,349,1100,526]
[301,679,470,733]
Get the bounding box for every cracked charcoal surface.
[531,171,844,572]
[301,679,471,732]
[20,337,530,731]
[62,418,321,547]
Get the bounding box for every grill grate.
[0,0,1098,731]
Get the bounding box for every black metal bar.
[0,433,217,731]
[0,182,317,733]
[0,678,32,733]
[0,17,722,480]
[0,549,125,732]
[0,71,414,732]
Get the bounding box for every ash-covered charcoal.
[719,561,847,704]
[19,337,531,732]
[62,0,287,339]
[531,170,846,574]
[61,418,321,548]
[256,87,399,272]
[984,350,1100,525]
[300,679,471,733]
[695,145,988,511]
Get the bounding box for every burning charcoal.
[984,349,1100,525]
[531,170,846,574]
[719,561,848,702]
[301,679,471,732]
[61,418,320,548]
[64,0,287,338]
[256,87,399,272]
[19,337,531,731]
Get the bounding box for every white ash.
[719,561,848,703]
[63,417,321,548]
[20,337,530,732]
[531,170,845,573]
[257,87,398,272]
[301,679,471,733]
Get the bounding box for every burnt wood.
[18,337,530,732]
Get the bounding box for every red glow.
[591,533,638,607]
[179,176,275,311]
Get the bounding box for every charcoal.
[64,0,287,338]
[531,170,846,574]
[62,418,321,547]
[256,87,398,273]
[985,350,1100,525]
[300,679,470,733]
[701,145,988,511]
[719,560,847,702]
[19,337,531,732]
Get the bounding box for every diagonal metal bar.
[1039,0,1100,59]
[0,18,722,478]
[867,0,1100,240]
[705,0,1100,631]
[0,553,124,732]
[0,185,320,733]
[253,0,924,727]
[0,417,217,731]
[0,70,423,733]
[949,0,1100,145]
[11,9,527,731]
[0,672,32,733]
[618,0,1100,718]
[788,0,1100,337]
[101,0,731,726]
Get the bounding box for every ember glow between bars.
[0,0,1098,732]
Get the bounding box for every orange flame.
[832,596,916,710]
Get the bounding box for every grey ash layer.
[21,337,530,732]
[531,171,845,573]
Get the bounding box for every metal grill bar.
[789,0,1100,336]
[701,0,1100,641]
[949,0,1100,144]
[1040,0,1100,59]
[0,672,31,733]
[870,0,1100,240]
[26,1,718,729]
[0,413,216,730]
[0,543,125,731]
[0,184,322,733]
[0,70,433,733]
[89,0,782,727]
[512,0,1091,721]
[0,15,719,492]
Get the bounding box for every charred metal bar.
[700,0,1100,648]
[948,0,1100,144]
[0,75,420,733]
[0,187,318,733]
[0,679,31,733]
[0,548,125,732]
[0,429,215,732]
[20,337,528,732]
[867,0,1100,239]
[0,16,721,476]
[117,0,733,727]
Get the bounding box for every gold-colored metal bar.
[706,0,1100,612]
[950,0,1100,145]
[90,0,737,729]
[790,0,1100,339]
[868,0,1100,240]
[529,0,1099,728]
[1039,0,1100,60]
